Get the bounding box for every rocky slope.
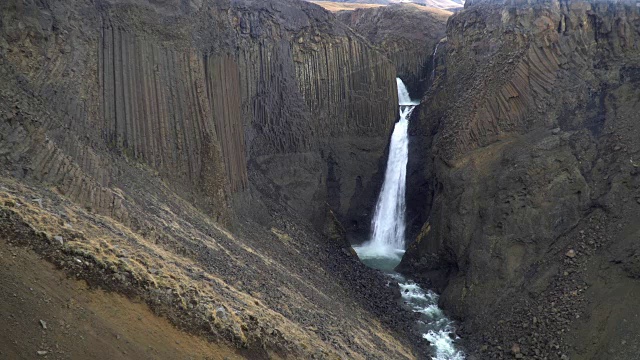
[400,0,640,359]
[0,239,249,359]
[0,0,422,358]
[336,4,451,96]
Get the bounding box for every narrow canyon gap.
[354,79,464,360]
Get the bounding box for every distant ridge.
[308,0,463,11]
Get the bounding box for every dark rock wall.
[206,54,248,193]
[0,0,416,357]
[336,4,450,97]
[400,0,640,357]
[231,0,398,231]
[0,0,398,230]
[100,26,234,209]
[1,0,235,223]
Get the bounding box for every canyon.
[2,0,640,359]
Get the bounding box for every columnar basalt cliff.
[0,0,397,227]
[0,0,420,358]
[229,0,398,232]
[336,4,451,96]
[401,0,640,358]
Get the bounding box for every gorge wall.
[400,1,640,358]
[0,0,418,358]
[0,0,398,230]
[230,0,398,235]
[336,4,451,97]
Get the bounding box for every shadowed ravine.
[354,79,464,360]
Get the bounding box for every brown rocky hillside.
[0,0,424,358]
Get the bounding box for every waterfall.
[355,78,417,260]
[353,78,464,360]
[431,42,440,82]
[397,78,418,106]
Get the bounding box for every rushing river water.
[353,79,465,360]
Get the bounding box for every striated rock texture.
[337,4,451,97]
[230,0,398,233]
[400,0,640,358]
[0,0,397,227]
[0,0,418,358]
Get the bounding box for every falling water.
[353,78,465,360]
[397,78,419,106]
[354,79,417,260]
[431,42,440,81]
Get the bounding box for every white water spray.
[355,79,417,260]
[397,78,419,106]
[396,279,465,360]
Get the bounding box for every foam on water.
[424,330,465,360]
[399,278,465,360]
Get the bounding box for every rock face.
[337,4,451,96]
[0,0,397,229]
[400,0,640,358]
[230,0,398,233]
[0,0,418,358]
